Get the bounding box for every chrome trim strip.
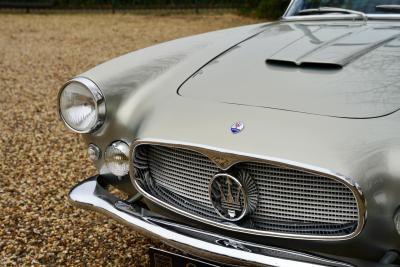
[57,77,106,134]
[296,8,368,23]
[365,14,400,19]
[69,175,354,267]
[281,0,400,21]
[282,0,400,20]
[129,138,366,241]
[283,0,296,17]
[282,14,367,21]
[281,14,400,21]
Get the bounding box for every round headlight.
[58,77,105,133]
[105,141,130,177]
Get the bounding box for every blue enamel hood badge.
[231,121,244,134]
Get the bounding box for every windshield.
[286,0,400,16]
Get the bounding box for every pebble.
[0,12,259,266]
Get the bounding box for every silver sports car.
[58,1,400,266]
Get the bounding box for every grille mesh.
[133,145,359,237]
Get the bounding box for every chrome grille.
[133,144,360,238]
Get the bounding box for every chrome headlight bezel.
[58,77,106,134]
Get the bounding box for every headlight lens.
[105,141,130,177]
[58,77,105,133]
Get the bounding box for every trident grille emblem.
[209,172,249,221]
[209,170,258,222]
[217,177,242,219]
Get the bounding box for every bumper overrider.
[69,175,360,267]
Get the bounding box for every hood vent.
[266,59,343,69]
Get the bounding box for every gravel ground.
[0,12,259,266]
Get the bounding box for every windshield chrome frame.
[282,0,400,21]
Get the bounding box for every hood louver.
[266,59,343,69]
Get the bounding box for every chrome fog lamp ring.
[58,77,106,133]
[105,141,130,177]
[88,144,101,161]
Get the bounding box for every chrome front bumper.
[69,176,354,267]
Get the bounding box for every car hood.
[178,21,400,119]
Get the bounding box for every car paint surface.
[73,19,400,263]
[179,21,400,118]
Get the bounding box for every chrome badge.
[230,121,244,134]
[209,170,257,221]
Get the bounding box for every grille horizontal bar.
[133,144,360,238]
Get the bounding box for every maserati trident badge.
[231,121,244,134]
[209,170,258,221]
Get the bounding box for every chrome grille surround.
[129,139,366,241]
